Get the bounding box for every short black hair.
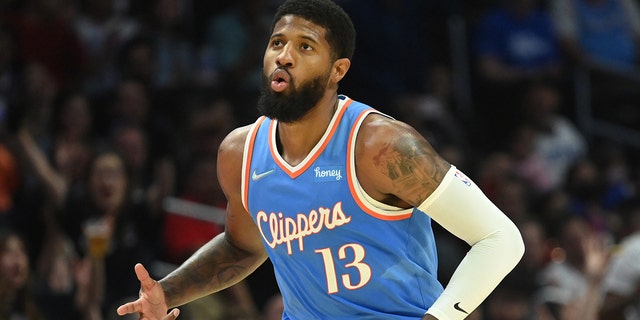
[271,0,356,60]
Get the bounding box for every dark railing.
[573,61,640,148]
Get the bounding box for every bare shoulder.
[355,113,450,207]
[218,125,252,158]
[217,124,253,196]
[356,113,426,148]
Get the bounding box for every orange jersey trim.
[269,98,353,179]
[242,116,267,211]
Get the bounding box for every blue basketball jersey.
[241,96,443,319]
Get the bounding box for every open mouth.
[270,68,291,92]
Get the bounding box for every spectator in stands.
[111,124,174,215]
[10,63,63,259]
[508,124,555,196]
[15,88,94,215]
[107,78,179,163]
[599,199,640,319]
[563,157,625,234]
[474,0,563,82]
[472,0,564,148]
[35,230,101,320]
[9,86,97,320]
[535,215,610,320]
[598,145,637,214]
[59,149,163,317]
[550,0,640,138]
[550,0,640,70]
[523,80,587,190]
[0,228,43,320]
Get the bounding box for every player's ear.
[332,58,350,83]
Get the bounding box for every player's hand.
[116,263,179,319]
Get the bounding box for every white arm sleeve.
[418,166,525,320]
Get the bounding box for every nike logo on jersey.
[252,169,275,181]
[454,302,468,314]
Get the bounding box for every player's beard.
[257,69,329,123]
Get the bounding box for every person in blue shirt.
[550,0,640,70]
[474,0,563,82]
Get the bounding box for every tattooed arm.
[354,113,450,208]
[117,126,268,319]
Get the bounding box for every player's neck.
[275,93,339,166]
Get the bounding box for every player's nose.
[276,43,295,68]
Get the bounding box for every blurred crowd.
[0,0,639,319]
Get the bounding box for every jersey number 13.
[315,243,372,294]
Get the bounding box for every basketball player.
[117,0,525,319]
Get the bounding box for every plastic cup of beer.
[84,219,110,258]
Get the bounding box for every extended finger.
[116,299,143,315]
[134,263,156,291]
[162,308,180,320]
